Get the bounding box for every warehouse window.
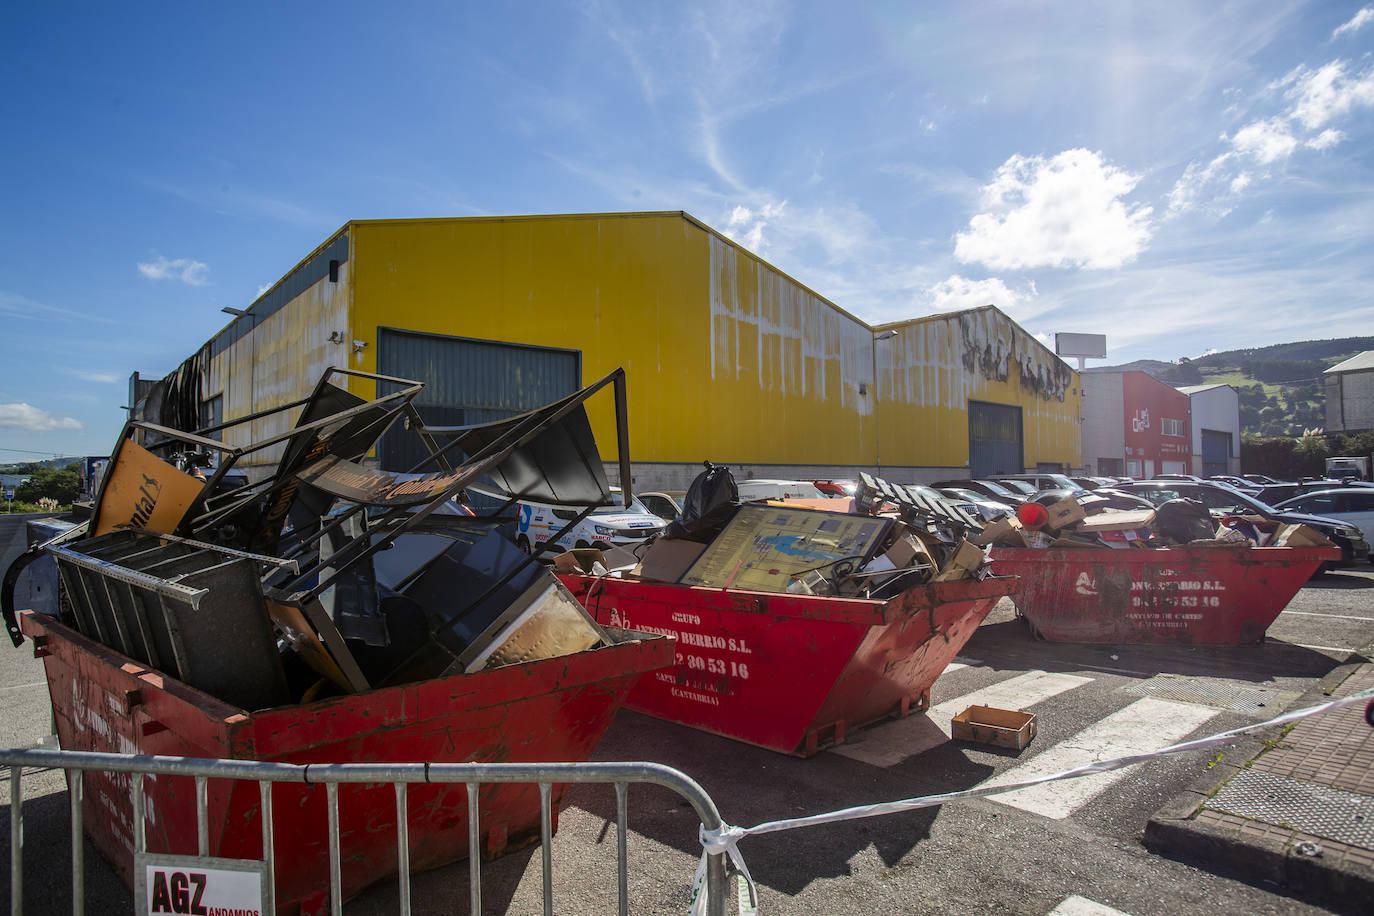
[1162,417,1185,437]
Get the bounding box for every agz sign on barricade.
[136,854,267,916]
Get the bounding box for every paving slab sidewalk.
[1145,660,1374,910]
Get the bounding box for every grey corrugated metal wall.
[968,400,1024,477]
[376,327,581,472]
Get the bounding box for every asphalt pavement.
[2,509,1371,915]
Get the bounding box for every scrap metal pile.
[3,367,646,711]
[597,466,993,597]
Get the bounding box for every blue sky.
[3,1,1373,460]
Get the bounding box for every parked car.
[736,479,825,501]
[813,479,858,497]
[1242,473,1283,485]
[936,487,1015,521]
[931,478,1028,504]
[1113,480,1370,566]
[1253,480,1352,505]
[907,485,984,522]
[1032,487,1156,512]
[992,478,1038,497]
[1208,475,1261,493]
[638,490,685,522]
[514,492,666,554]
[1152,473,1207,483]
[1069,476,1118,490]
[1273,489,1374,559]
[993,473,1081,492]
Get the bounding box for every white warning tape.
[689,685,1374,915]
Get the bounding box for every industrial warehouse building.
[1324,350,1374,434]
[1178,384,1243,477]
[1080,371,1192,479]
[135,212,1083,489]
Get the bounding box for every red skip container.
[557,575,1016,756]
[20,611,672,909]
[988,545,1337,645]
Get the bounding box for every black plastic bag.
[1153,498,1215,544]
[663,461,740,542]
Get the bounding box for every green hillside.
[1100,336,1374,436]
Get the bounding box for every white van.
[514,492,666,554]
[734,479,825,501]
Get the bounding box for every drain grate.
[1205,770,1374,851]
[1121,674,1299,714]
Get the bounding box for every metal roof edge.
[874,304,1071,367]
[1324,350,1374,374]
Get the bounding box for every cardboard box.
[1076,509,1156,532]
[951,705,1037,750]
[883,526,939,569]
[1271,523,1337,549]
[631,538,708,583]
[1043,497,1086,531]
[932,540,987,582]
[971,515,1026,548]
[552,549,608,575]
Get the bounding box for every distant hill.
[0,457,80,474]
[1095,336,1374,436]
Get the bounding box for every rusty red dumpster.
[20,610,672,909]
[988,545,1338,645]
[557,574,1016,756]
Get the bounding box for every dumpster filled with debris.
[4,367,674,908]
[981,491,1339,644]
[557,470,1017,756]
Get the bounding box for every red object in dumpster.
[988,545,1338,645]
[557,574,1016,756]
[20,611,672,909]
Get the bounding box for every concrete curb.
[1143,659,1374,909]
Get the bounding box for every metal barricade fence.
[2,748,729,916]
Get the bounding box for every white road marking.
[1282,610,1373,622]
[832,670,1093,766]
[1295,643,1355,654]
[0,681,49,693]
[1048,895,1133,915]
[982,696,1218,819]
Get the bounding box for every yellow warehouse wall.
[197,213,1080,475]
[206,245,354,471]
[876,308,1082,469]
[347,214,882,466]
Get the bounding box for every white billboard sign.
[1055,333,1107,359]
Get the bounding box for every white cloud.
[1228,118,1298,164]
[954,149,1154,271]
[926,274,1036,314]
[137,255,209,286]
[724,201,786,253]
[1333,7,1374,39]
[71,371,120,384]
[1306,128,1345,150]
[1172,58,1374,216]
[0,403,82,431]
[0,290,83,323]
[1282,60,1374,130]
[1167,155,1233,217]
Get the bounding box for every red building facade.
[1122,372,1191,478]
